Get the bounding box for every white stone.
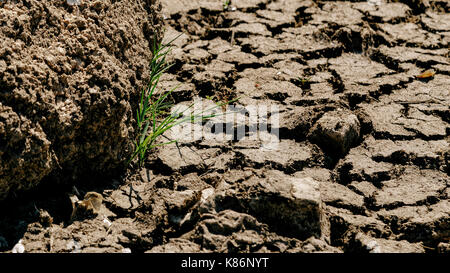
[67,240,81,253]
[103,218,112,228]
[67,0,81,5]
[11,240,25,253]
[200,188,215,203]
[122,248,132,253]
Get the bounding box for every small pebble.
[366,240,382,253]
[366,240,377,249]
[67,0,81,5]
[103,218,112,229]
[88,88,98,94]
[67,239,81,253]
[12,240,25,253]
[367,0,381,6]
[122,248,132,253]
[200,188,215,203]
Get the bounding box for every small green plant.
[129,35,236,168]
[298,77,310,85]
[296,76,311,90]
[223,0,231,10]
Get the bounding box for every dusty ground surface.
[0,0,449,253]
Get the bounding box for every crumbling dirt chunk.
[201,170,327,241]
[350,232,425,253]
[70,192,103,221]
[308,108,361,158]
[372,167,447,208]
[437,242,450,253]
[337,154,393,185]
[377,200,450,246]
[0,0,162,200]
[146,238,202,253]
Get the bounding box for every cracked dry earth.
[1,0,449,253]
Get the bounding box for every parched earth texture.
[0,0,449,253]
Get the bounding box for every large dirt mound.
[0,0,161,200]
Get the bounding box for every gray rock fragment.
[308,109,360,157]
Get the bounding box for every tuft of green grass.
[129,35,237,168]
[298,76,310,85]
[223,0,231,10]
